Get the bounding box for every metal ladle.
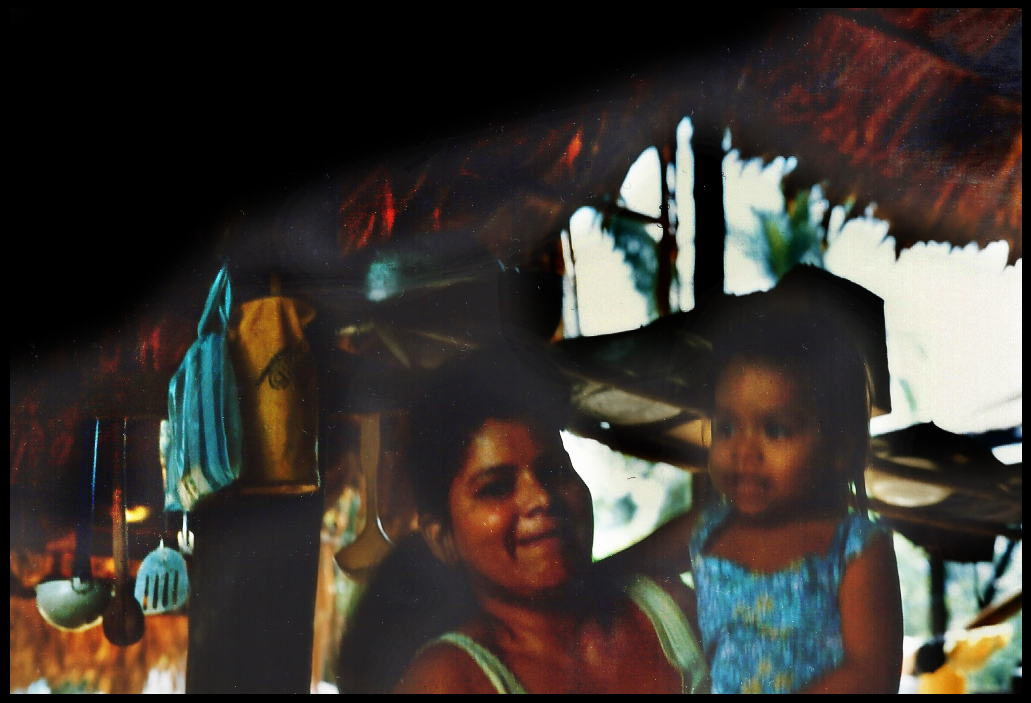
[102,418,145,646]
[335,414,394,583]
[35,418,112,632]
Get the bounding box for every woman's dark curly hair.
[335,533,478,694]
[405,342,572,525]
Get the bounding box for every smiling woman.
[335,344,710,694]
[431,417,595,600]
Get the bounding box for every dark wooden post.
[185,490,323,693]
[656,136,678,318]
[928,550,949,637]
[692,121,727,308]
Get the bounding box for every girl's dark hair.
[405,342,572,524]
[706,300,873,512]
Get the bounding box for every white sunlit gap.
[560,119,1021,561]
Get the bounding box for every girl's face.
[708,358,830,521]
[446,418,594,600]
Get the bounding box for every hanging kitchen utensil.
[178,512,195,555]
[35,418,112,631]
[335,414,394,582]
[134,510,190,614]
[103,418,145,646]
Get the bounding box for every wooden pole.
[691,121,727,308]
[929,550,949,637]
[656,136,677,317]
[185,490,323,693]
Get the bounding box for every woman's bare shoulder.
[393,638,499,694]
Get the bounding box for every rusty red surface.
[11,313,196,548]
[727,10,1021,260]
[309,98,677,272]
[305,10,1021,268]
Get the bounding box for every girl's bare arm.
[802,533,904,693]
[596,505,701,577]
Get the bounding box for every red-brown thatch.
[728,9,1021,261]
[247,9,1019,281]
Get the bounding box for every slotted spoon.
[134,511,189,614]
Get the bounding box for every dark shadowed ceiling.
[216,9,1022,308]
[11,9,1021,358]
[10,9,1022,556]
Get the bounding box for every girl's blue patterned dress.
[689,501,890,693]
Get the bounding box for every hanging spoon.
[335,414,394,582]
[102,418,145,646]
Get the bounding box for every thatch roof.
[10,5,1021,580]
[11,10,1022,351]
[213,10,1021,301]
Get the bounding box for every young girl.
[606,304,904,694]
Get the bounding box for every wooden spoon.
[103,418,145,646]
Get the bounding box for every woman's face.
[446,418,594,600]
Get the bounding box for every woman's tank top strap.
[429,576,711,694]
[626,574,712,694]
[433,632,528,694]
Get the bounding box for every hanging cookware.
[334,414,394,582]
[134,509,190,614]
[102,418,145,646]
[35,418,112,631]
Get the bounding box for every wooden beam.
[966,590,1022,629]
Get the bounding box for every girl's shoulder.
[693,506,881,573]
[689,500,733,555]
[836,511,893,563]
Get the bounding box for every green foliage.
[755,188,827,280]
